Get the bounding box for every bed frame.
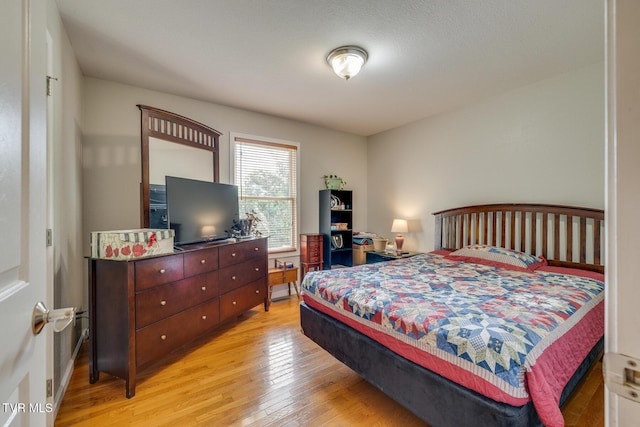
[300,203,604,427]
[434,203,604,273]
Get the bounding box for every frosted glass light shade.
[391,219,408,233]
[327,46,368,80]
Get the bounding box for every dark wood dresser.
[300,233,323,282]
[88,237,268,397]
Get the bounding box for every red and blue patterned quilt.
[301,252,604,427]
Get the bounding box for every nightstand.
[268,265,299,303]
[365,251,421,264]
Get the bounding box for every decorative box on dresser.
[88,237,268,398]
[300,233,323,281]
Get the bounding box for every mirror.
[138,105,221,228]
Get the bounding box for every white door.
[0,0,50,425]
[605,0,640,426]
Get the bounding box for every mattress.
[300,252,604,427]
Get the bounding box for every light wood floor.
[55,298,604,426]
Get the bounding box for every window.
[232,134,299,253]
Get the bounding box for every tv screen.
[165,176,239,246]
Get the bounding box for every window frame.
[230,132,300,254]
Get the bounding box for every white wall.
[81,62,605,296]
[81,78,368,272]
[367,63,605,252]
[46,0,84,412]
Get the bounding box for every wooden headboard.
[433,203,604,273]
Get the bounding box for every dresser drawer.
[219,238,267,267]
[136,298,220,368]
[268,269,285,286]
[135,254,184,291]
[218,258,266,294]
[283,268,298,283]
[219,280,265,320]
[307,250,322,263]
[135,272,218,329]
[184,247,218,277]
[301,234,323,263]
[268,268,298,286]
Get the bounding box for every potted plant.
[323,174,346,190]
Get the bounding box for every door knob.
[32,301,76,335]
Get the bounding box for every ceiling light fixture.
[326,46,368,80]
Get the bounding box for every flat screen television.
[165,176,239,246]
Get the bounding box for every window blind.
[234,137,298,252]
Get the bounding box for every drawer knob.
[255,289,260,294]
[160,300,167,306]
[159,268,166,274]
[160,335,167,340]
[232,301,237,305]
[255,267,259,272]
[231,253,236,257]
[254,247,259,251]
[231,275,236,280]
[200,259,206,264]
[201,286,206,291]
[201,315,207,320]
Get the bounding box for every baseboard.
[53,327,89,418]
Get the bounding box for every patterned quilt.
[301,252,604,427]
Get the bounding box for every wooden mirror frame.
[138,104,222,228]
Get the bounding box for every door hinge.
[46,76,58,96]
[46,378,52,398]
[46,229,53,247]
[604,352,640,403]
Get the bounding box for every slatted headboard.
[433,204,604,273]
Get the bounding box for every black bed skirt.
[300,302,603,427]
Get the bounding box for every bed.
[300,203,604,427]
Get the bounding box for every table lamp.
[391,219,408,255]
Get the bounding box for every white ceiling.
[56,0,604,136]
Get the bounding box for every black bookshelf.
[319,190,353,268]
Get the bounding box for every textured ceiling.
[56,0,604,136]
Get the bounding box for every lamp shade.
[326,46,368,80]
[391,219,408,233]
